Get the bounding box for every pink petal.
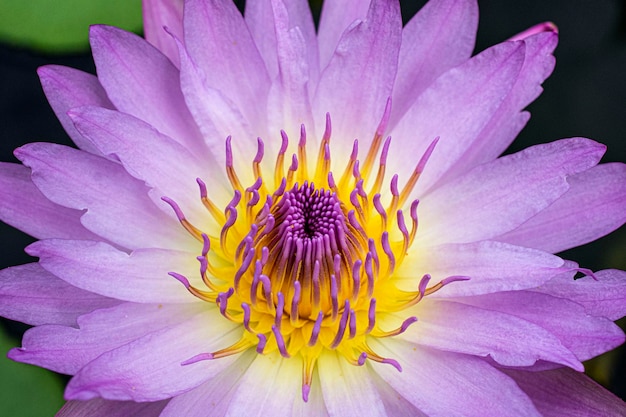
[397,240,565,296]
[439,30,559,184]
[504,367,626,417]
[458,291,625,362]
[536,269,626,321]
[0,162,98,241]
[313,0,401,158]
[176,37,258,171]
[29,239,201,304]
[391,0,478,122]
[389,40,525,196]
[142,0,184,67]
[37,65,113,155]
[245,0,319,87]
[498,162,626,253]
[318,352,387,416]
[245,0,279,78]
[64,309,240,402]
[89,25,205,155]
[265,0,316,144]
[370,339,542,417]
[369,371,426,416]
[401,299,583,370]
[68,106,226,219]
[159,351,256,417]
[10,302,204,374]
[225,354,305,416]
[0,263,118,326]
[183,0,270,130]
[317,0,370,70]
[56,398,167,417]
[14,143,192,250]
[417,138,606,245]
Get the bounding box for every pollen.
[164,103,468,402]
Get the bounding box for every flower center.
[259,181,363,321]
[164,107,468,402]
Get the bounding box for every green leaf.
[0,0,143,53]
[0,326,65,416]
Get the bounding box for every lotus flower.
[1,0,625,415]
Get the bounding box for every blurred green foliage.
[0,326,65,416]
[0,0,143,53]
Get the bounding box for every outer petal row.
[0,263,118,327]
[505,367,626,417]
[14,143,193,250]
[499,163,626,253]
[89,25,205,157]
[418,138,605,245]
[370,339,542,417]
[28,239,202,304]
[0,163,99,241]
[314,0,402,158]
[57,398,168,417]
[64,309,241,402]
[9,302,206,375]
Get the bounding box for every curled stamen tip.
[441,275,471,285]
[418,274,432,294]
[254,137,265,163]
[357,352,368,366]
[181,352,214,366]
[382,358,402,372]
[279,130,289,152]
[302,383,311,402]
[400,316,418,333]
[168,272,190,288]
[289,154,299,171]
[256,333,267,354]
[196,178,208,197]
[161,196,185,220]
[390,175,399,196]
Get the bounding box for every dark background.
[1,0,625,404]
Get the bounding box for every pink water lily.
[1,0,625,416]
